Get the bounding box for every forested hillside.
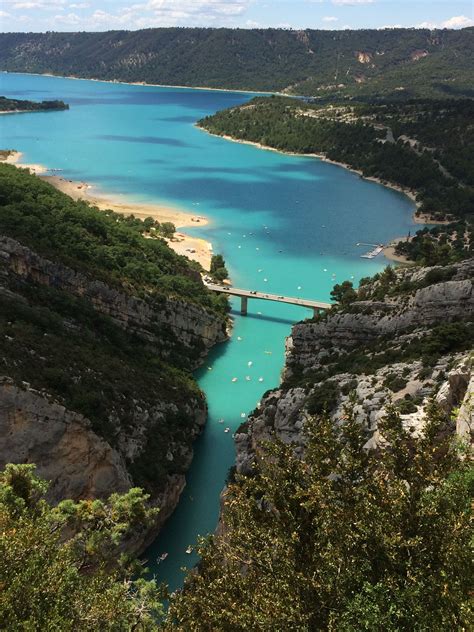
[200,96,474,262]
[1,27,473,99]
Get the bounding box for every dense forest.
[200,96,474,263]
[0,27,473,99]
[0,96,68,112]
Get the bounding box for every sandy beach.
[2,150,213,270]
[382,237,413,264]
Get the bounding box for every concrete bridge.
[205,283,332,317]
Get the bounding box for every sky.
[0,0,473,33]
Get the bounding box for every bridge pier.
[241,296,248,315]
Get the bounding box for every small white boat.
[218,418,224,424]
[245,376,251,381]
[264,350,272,355]
[258,377,264,382]
[159,553,168,562]
[240,412,246,418]
[224,427,230,433]
[207,366,212,371]
[297,286,302,290]
[232,377,238,383]
[186,546,193,554]
[237,336,243,341]
[248,361,253,367]
[323,268,328,272]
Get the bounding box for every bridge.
[205,283,332,317]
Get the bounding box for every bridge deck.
[206,283,332,311]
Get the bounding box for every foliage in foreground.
[0,464,162,631]
[167,403,473,631]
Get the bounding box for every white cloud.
[322,16,338,22]
[332,0,374,5]
[245,19,260,28]
[13,0,65,9]
[10,0,252,30]
[417,15,474,30]
[144,0,250,18]
[442,15,474,29]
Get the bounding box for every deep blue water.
[0,72,416,590]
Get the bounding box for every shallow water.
[0,72,416,590]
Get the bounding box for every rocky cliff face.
[0,377,205,551]
[0,230,227,550]
[236,260,473,475]
[0,235,226,367]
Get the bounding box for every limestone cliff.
[236,260,473,475]
[0,235,226,367]
[0,162,229,550]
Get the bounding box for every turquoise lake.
[0,72,416,591]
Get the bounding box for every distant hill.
[0,27,473,99]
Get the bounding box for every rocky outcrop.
[0,378,132,502]
[0,376,205,552]
[0,235,226,365]
[286,260,473,377]
[236,261,473,475]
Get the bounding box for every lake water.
[0,72,416,591]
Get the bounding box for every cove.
[0,72,416,591]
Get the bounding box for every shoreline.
[382,237,414,264]
[198,127,452,229]
[2,150,214,270]
[3,70,275,97]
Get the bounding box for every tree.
[330,280,357,306]
[210,254,229,282]
[166,403,472,630]
[0,464,163,631]
[158,222,175,239]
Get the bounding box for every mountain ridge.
[1,27,473,99]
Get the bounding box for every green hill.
[1,27,473,99]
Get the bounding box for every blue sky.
[0,0,473,33]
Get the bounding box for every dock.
[205,282,332,317]
[357,242,384,259]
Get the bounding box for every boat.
[248,361,253,367]
[240,412,246,418]
[186,546,193,554]
[158,553,168,562]
[218,418,224,423]
[232,377,238,382]
[224,427,230,433]
[258,377,264,382]
[245,376,251,381]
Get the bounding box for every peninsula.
[0,95,68,113]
